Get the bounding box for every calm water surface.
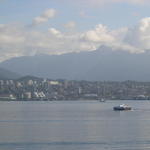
[0,100,150,150]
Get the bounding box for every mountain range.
[0,67,20,79]
[0,46,150,81]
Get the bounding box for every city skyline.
[0,77,150,100]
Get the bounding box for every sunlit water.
[0,100,150,150]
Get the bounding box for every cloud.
[121,0,149,4]
[48,28,63,38]
[79,11,93,18]
[76,0,150,7]
[64,21,76,29]
[82,24,115,43]
[1,17,150,62]
[124,17,150,49]
[81,24,141,53]
[32,9,56,25]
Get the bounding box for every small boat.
[113,104,131,111]
[99,98,105,102]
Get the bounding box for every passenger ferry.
[113,104,132,111]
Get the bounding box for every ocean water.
[0,100,150,150]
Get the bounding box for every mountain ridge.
[0,67,21,79]
[1,47,150,81]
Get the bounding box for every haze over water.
[0,100,149,150]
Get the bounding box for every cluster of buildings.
[0,76,150,100]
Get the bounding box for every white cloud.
[1,17,150,62]
[48,28,63,38]
[124,17,150,49]
[32,9,56,25]
[82,24,115,43]
[80,24,142,53]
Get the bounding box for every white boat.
[99,98,105,102]
[113,104,131,111]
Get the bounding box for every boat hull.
[113,106,131,111]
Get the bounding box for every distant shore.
[0,98,149,101]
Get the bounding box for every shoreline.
[0,99,149,101]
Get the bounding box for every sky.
[0,0,150,62]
